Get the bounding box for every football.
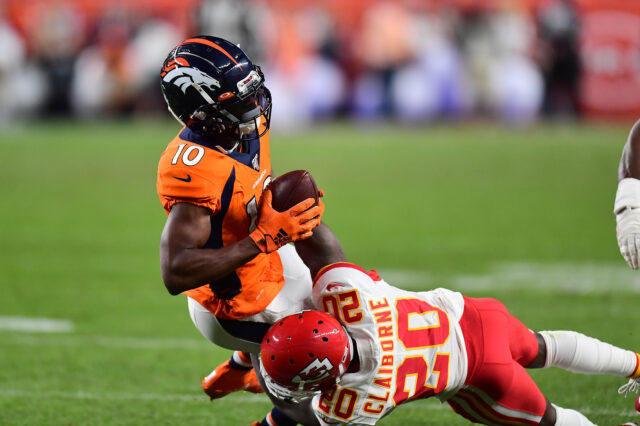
[268,170,319,212]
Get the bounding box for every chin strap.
[215,142,241,154]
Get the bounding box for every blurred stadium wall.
[1,0,638,129]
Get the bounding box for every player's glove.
[614,178,640,269]
[249,190,322,253]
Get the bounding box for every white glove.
[614,178,640,269]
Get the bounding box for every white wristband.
[614,178,640,214]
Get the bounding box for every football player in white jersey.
[252,238,640,426]
[615,118,640,269]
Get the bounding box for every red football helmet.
[260,310,352,402]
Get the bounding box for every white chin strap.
[215,142,240,154]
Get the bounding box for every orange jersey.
[156,127,283,319]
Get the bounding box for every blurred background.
[2,0,639,129]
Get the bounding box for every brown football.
[268,170,319,212]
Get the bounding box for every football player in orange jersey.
[156,36,336,404]
[615,118,640,270]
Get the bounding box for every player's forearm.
[161,237,261,295]
[618,119,640,181]
[295,222,347,279]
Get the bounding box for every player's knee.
[526,332,547,369]
[539,399,556,426]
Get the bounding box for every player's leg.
[187,296,263,352]
[497,305,599,425]
[533,329,640,394]
[453,297,546,424]
[454,297,597,425]
[499,298,640,417]
[200,350,263,400]
[250,407,298,426]
[187,297,263,399]
[484,297,640,422]
[449,366,596,426]
[462,296,541,367]
[547,402,599,426]
[250,353,318,426]
[487,295,640,395]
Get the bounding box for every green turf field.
[1,119,639,425]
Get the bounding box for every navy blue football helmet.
[160,36,271,150]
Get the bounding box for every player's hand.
[249,190,321,253]
[615,178,640,269]
[616,208,640,269]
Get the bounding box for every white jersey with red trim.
[310,263,468,425]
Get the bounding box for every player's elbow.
[164,282,183,296]
[161,271,183,296]
[160,246,190,295]
[160,259,187,296]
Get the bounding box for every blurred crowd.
[0,0,584,128]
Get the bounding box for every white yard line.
[380,261,640,293]
[1,262,638,351]
[0,316,74,332]
[0,388,264,403]
[1,334,211,350]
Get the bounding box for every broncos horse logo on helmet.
[160,36,272,150]
[163,66,221,94]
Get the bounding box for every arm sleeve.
[157,168,221,214]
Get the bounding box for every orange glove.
[249,190,321,253]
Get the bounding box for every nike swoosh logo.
[173,175,192,182]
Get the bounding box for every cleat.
[202,359,263,400]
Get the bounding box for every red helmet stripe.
[180,37,241,67]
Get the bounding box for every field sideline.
[1,119,639,425]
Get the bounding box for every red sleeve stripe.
[312,262,368,288]
[450,388,542,425]
[629,352,640,379]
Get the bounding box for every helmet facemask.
[185,85,272,152]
